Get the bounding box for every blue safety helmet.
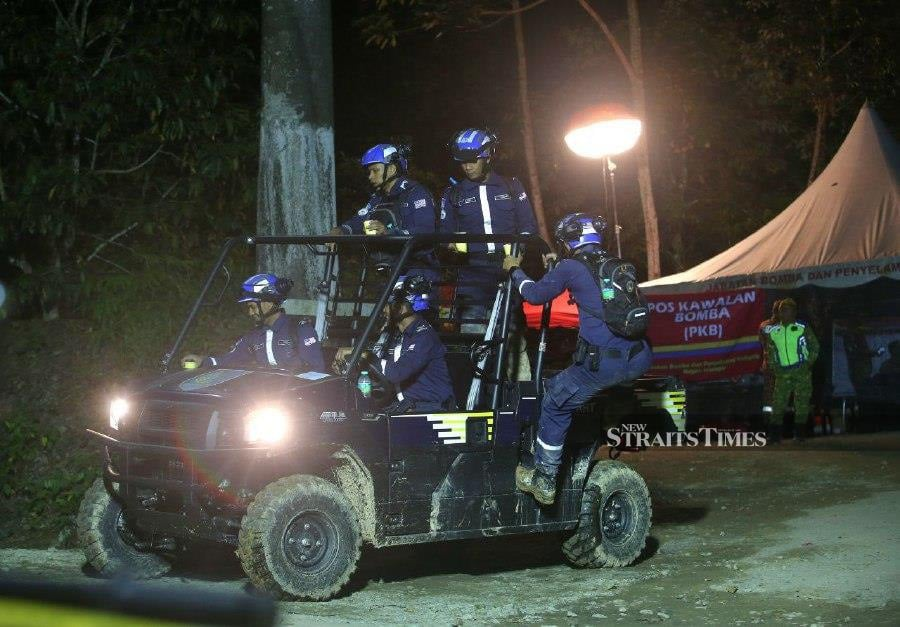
[449,128,498,162]
[237,273,293,304]
[360,143,408,173]
[388,275,431,312]
[554,213,608,253]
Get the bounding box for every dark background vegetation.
[0,0,897,545]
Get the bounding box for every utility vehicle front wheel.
[75,478,171,578]
[237,474,361,601]
[562,460,652,568]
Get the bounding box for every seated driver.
[182,273,325,372]
[334,275,455,414]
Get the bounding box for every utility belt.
[777,362,807,371]
[574,337,644,371]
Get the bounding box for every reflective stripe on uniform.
[479,185,495,252]
[393,342,404,401]
[265,329,277,366]
[518,279,534,295]
[209,357,217,366]
[537,436,563,451]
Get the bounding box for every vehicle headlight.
[109,398,130,430]
[244,406,290,445]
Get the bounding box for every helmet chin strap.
[251,302,282,327]
[390,302,417,326]
[377,162,400,193]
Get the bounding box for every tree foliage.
[0,0,259,317]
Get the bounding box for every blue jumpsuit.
[341,176,439,284]
[204,314,325,372]
[439,172,537,320]
[372,315,454,412]
[512,259,652,474]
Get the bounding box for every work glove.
[502,252,524,273]
[363,219,387,235]
[332,346,353,374]
[181,354,203,370]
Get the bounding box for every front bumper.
[88,429,277,545]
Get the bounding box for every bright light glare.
[244,407,290,445]
[565,118,642,159]
[109,398,129,430]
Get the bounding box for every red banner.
[523,288,765,382]
[645,289,764,381]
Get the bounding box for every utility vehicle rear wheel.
[237,474,361,601]
[75,478,171,578]
[562,460,651,568]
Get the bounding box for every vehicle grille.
[139,400,214,448]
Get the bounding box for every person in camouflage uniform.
[758,299,783,424]
[765,298,819,442]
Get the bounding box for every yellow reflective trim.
[423,411,496,444]
[0,599,171,627]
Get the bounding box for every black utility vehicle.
[77,234,683,600]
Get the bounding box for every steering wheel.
[469,339,503,385]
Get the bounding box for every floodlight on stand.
[564,105,642,159]
[565,105,642,258]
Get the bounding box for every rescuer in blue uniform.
[440,129,538,330]
[503,214,652,504]
[333,275,454,413]
[330,143,438,282]
[182,273,325,372]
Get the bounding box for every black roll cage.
[160,233,555,409]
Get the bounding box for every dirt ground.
[2,432,899,626]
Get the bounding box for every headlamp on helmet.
[388,274,432,312]
[554,213,608,253]
[237,273,294,305]
[361,143,409,173]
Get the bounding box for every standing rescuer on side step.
[503,213,653,505]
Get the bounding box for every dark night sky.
[332,2,636,204]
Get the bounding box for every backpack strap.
[570,253,608,322]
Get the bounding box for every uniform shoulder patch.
[414,198,427,209]
[415,324,429,333]
[357,207,369,216]
[304,336,317,346]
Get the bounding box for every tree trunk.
[258,0,335,299]
[511,0,549,242]
[626,0,660,279]
[808,100,828,186]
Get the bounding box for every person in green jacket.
[765,298,819,442]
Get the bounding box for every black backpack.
[572,251,650,340]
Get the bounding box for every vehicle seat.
[445,351,475,409]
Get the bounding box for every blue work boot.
[515,463,557,505]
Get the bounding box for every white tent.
[642,105,900,294]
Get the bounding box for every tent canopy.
[642,105,900,294]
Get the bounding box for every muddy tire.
[237,474,361,601]
[562,460,652,568]
[75,478,171,578]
